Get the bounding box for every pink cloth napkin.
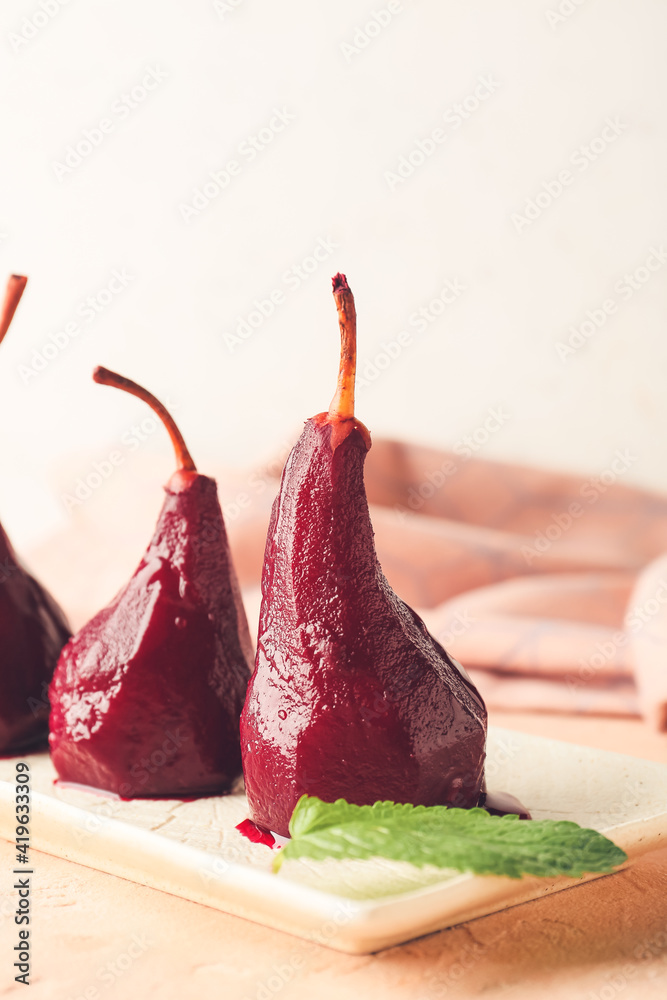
[359,441,667,728]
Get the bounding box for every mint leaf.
[273,796,627,879]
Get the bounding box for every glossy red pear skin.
[49,474,253,796]
[0,522,71,752]
[240,417,487,837]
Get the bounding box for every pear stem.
[0,275,28,348]
[93,366,196,473]
[328,273,357,421]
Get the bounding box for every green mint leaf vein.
[273,796,627,879]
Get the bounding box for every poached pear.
[49,368,253,796]
[240,274,487,837]
[0,274,71,753]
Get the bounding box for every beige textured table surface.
[2,712,666,1000]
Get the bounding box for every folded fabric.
[359,441,667,729]
[625,554,667,731]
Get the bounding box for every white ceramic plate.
[1,727,665,954]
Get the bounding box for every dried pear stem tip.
[93,366,196,473]
[0,274,28,347]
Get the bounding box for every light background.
[1,0,666,551]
